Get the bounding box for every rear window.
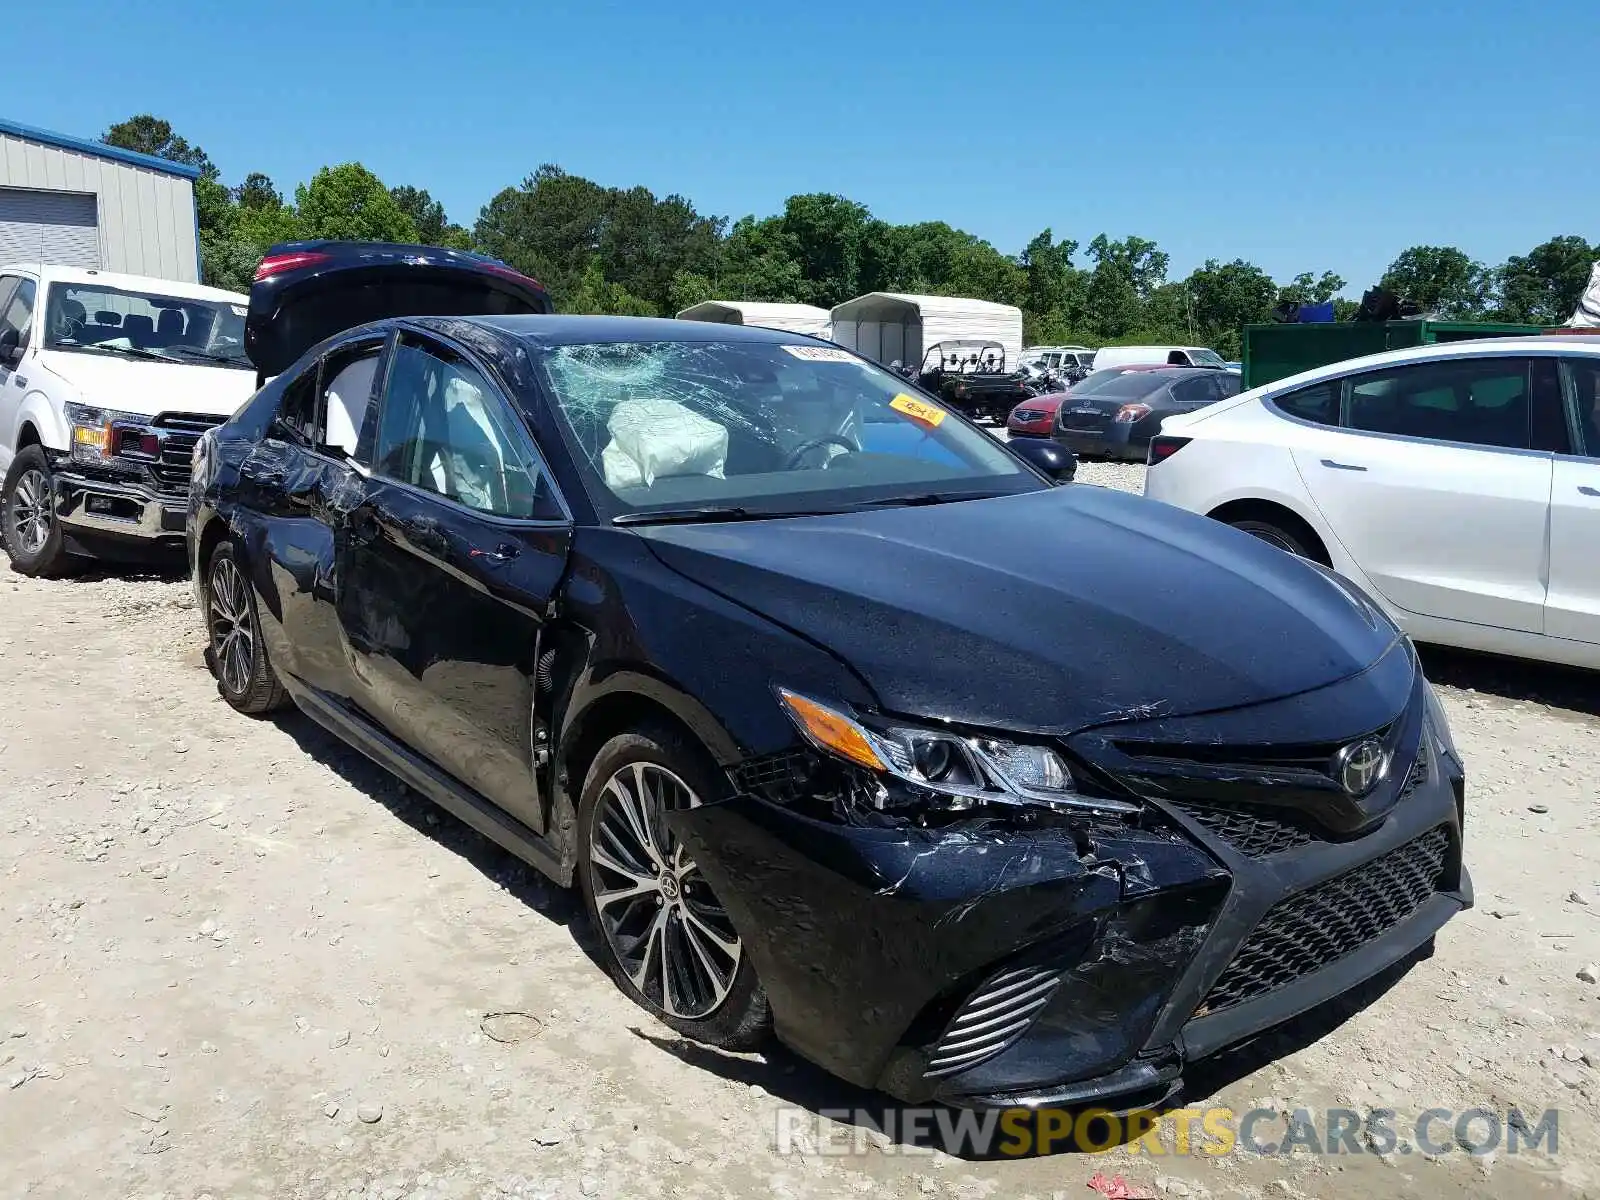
[1072,368,1139,394]
[1089,373,1171,399]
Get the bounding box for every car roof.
[470,313,824,348]
[0,262,248,304]
[1254,334,1600,396]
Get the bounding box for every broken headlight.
[776,688,1138,817]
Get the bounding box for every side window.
[275,367,321,446]
[1171,375,1215,405]
[1347,358,1531,450]
[1217,373,1242,399]
[372,336,560,520]
[0,278,37,351]
[1569,358,1600,458]
[319,340,384,458]
[1166,350,1188,365]
[1272,380,1338,425]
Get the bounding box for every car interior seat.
[122,314,155,347]
[155,309,186,344]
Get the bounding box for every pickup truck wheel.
[1,446,71,578]
[577,722,771,1052]
[205,543,289,715]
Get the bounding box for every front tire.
[576,722,770,1050]
[205,542,289,714]
[1,446,70,577]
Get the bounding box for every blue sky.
[17,0,1599,292]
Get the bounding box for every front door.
[335,329,571,831]
[1546,358,1600,644]
[1287,355,1556,634]
[0,275,37,476]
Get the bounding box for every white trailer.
[828,292,1023,370]
[676,301,832,338]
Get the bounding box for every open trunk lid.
[245,241,553,378]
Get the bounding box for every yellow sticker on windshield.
[890,393,947,428]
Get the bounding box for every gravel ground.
[3,482,1600,1200]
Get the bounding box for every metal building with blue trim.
[0,117,203,283]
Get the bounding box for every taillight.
[254,251,333,282]
[1114,403,1152,424]
[1148,436,1191,464]
[476,259,545,290]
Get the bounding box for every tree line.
[106,115,1597,358]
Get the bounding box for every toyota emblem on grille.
[1333,738,1388,797]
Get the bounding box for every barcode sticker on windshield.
[781,345,857,363]
[230,305,247,317]
[889,393,946,428]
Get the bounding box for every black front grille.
[1198,826,1450,1016]
[1170,801,1315,858]
[147,412,224,497]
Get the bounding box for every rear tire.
[1,446,71,578]
[576,721,770,1051]
[205,542,289,715]
[1229,517,1314,559]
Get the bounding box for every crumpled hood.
[39,351,256,419]
[639,485,1399,735]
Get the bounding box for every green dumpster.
[1240,320,1542,391]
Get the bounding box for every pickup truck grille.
[148,412,225,497]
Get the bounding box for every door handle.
[1320,458,1368,472]
[470,542,521,566]
[1580,486,1600,498]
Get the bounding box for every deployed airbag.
[603,398,728,489]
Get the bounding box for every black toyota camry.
[189,241,1470,1111]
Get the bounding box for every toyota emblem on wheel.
[1334,738,1389,797]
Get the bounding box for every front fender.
[13,391,69,453]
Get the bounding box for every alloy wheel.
[208,557,256,697]
[9,468,51,556]
[588,762,741,1019]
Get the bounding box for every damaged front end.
[668,690,1231,1110]
[670,651,1468,1111]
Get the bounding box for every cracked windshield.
[43,281,251,369]
[537,339,1037,519]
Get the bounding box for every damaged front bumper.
[674,662,1470,1110]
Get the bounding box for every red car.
[1005,365,1167,437]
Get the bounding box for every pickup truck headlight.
[777,688,1139,817]
[63,402,150,465]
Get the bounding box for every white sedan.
[1144,337,1600,670]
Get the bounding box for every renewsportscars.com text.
[773,1105,1560,1159]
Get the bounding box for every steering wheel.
[782,435,859,470]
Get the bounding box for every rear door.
[1287,354,1557,633]
[1546,356,1600,643]
[236,332,387,699]
[335,328,570,831]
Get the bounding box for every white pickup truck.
[0,264,257,576]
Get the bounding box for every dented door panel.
[334,478,570,832]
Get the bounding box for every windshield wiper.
[849,491,1009,509]
[159,346,251,367]
[612,506,763,526]
[613,505,850,527]
[55,342,173,362]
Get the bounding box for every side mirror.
[1009,437,1077,483]
[0,328,20,364]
